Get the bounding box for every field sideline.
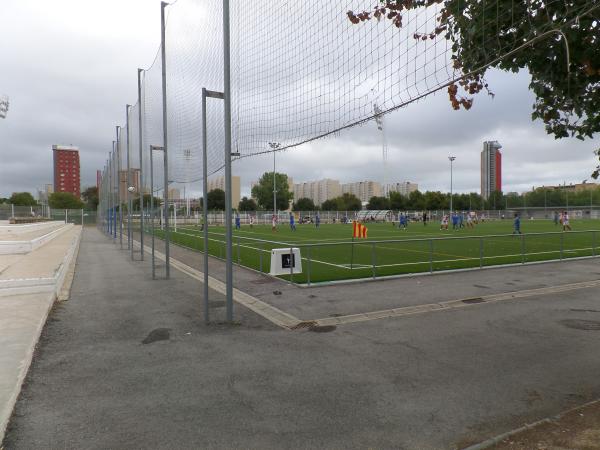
[150,219,600,284]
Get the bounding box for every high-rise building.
[293,178,341,206]
[388,182,418,196]
[207,175,241,208]
[481,141,502,200]
[53,145,80,198]
[341,181,382,203]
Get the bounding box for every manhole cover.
[142,328,171,344]
[559,319,600,331]
[309,325,337,333]
[462,297,485,304]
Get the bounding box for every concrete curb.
[462,398,600,450]
[0,227,82,444]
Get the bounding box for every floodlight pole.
[449,156,456,213]
[126,104,132,258]
[160,1,171,279]
[223,0,233,321]
[150,145,164,279]
[269,142,280,221]
[137,68,145,260]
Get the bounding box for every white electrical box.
[269,248,302,276]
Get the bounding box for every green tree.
[366,196,390,210]
[348,0,600,177]
[207,189,226,210]
[0,197,9,204]
[9,192,37,206]
[406,190,425,210]
[389,191,406,210]
[484,190,505,210]
[48,192,84,209]
[423,191,447,210]
[238,196,257,211]
[320,199,338,211]
[293,197,316,211]
[251,172,293,211]
[339,193,362,211]
[81,186,99,210]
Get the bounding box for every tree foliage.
[293,197,316,211]
[320,193,362,211]
[48,192,84,209]
[238,196,257,211]
[9,192,37,206]
[132,194,162,210]
[250,172,293,211]
[207,189,226,210]
[366,196,390,210]
[348,0,600,176]
[81,186,99,210]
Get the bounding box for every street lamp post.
[448,156,456,213]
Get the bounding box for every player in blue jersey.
[289,212,296,231]
[513,213,521,234]
[235,213,241,230]
[315,212,320,228]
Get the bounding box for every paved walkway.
[4,227,600,449]
[0,225,80,442]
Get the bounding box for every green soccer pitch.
[151,218,600,284]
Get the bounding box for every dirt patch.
[488,400,600,450]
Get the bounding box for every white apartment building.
[207,175,241,208]
[293,178,341,206]
[341,181,382,203]
[388,181,418,196]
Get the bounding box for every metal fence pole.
[521,234,525,264]
[160,1,171,279]
[137,69,145,261]
[371,242,376,279]
[290,247,294,282]
[117,126,123,249]
[150,145,156,280]
[307,246,311,286]
[429,239,433,273]
[237,236,241,264]
[202,88,209,324]
[126,104,133,258]
[479,237,484,269]
[593,231,597,257]
[223,0,234,322]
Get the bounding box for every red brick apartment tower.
[53,145,81,198]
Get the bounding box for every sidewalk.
[0,225,81,442]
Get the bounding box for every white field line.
[170,229,350,270]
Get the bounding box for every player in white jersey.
[562,211,572,231]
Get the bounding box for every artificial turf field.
[152,219,600,284]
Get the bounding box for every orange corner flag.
[352,221,368,239]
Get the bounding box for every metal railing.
[151,224,600,285]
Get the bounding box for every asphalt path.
[4,228,600,449]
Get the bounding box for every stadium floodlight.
[0,95,9,119]
[448,156,456,213]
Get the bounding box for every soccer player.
[315,212,320,228]
[440,214,449,230]
[422,211,428,226]
[466,213,474,229]
[289,212,296,231]
[399,213,407,230]
[459,213,464,228]
[249,215,254,229]
[272,215,277,232]
[452,212,459,230]
[553,211,560,226]
[562,211,572,231]
[235,213,241,230]
[513,213,521,234]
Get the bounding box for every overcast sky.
[1,0,597,199]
